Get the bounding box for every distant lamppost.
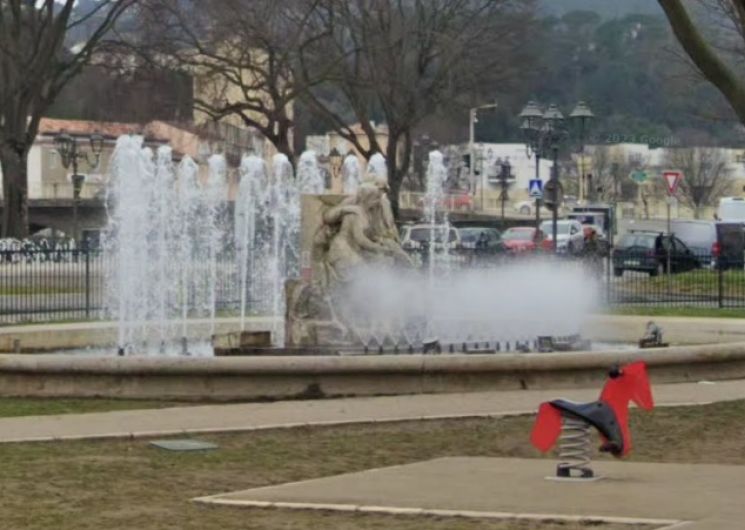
[543,104,565,252]
[475,148,485,198]
[54,131,104,244]
[469,101,498,211]
[519,101,547,230]
[569,101,594,204]
[328,147,343,193]
[518,100,592,253]
[496,158,514,226]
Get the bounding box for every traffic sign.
[629,170,648,184]
[528,179,543,199]
[662,170,683,195]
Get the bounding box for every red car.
[417,193,474,212]
[443,193,474,211]
[501,226,551,253]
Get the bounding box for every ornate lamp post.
[542,104,566,251]
[519,101,546,229]
[519,101,593,253]
[54,131,104,245]
[569,101,594,204]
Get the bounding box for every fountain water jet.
[235,154,267,330]
[423,150,450,288]
[296,150,324,194]
[342,154,361,194]
[367,153,387,183]
[104,136,228,355]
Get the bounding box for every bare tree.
[665,146,733,218]
[659,0,745,125]
[0,0,135,238]
[299,0,537,217]
[132,0,331,164]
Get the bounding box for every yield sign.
[662,170,683,195]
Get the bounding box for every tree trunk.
[274,116,296,167]
[384,130,413,222]
[659,0,745,126]
[0,144,30,239]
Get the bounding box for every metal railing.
[0,248,103,324]
[0,248,242,325]
[2,247,745,325]
[606,250,745,308]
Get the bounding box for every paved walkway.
[197,457,745,529]
[1,379,743,443]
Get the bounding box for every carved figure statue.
[286,177,412,346]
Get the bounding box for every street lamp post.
[543,104,565,252]
[519,101,545,230]
[569,101,594,204]
[469,102,498,212]
[518,101,594,253]
[497,158,513,227]
[54,131,104,246]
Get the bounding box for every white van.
[717,197,745,221]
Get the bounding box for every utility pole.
[468,102,498,212]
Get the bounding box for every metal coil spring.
[556,416,593,478]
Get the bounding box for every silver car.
[540,220,585,254]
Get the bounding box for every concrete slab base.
[196,457,745,528]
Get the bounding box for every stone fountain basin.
[1,341,744,401]
[0,314,743,401]
[1,314,742,354]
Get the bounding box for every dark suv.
[612,232,700,277]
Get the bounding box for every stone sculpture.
[286,169,412,346]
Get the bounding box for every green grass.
[615,269,745,297]
[2,400,744,530]
[604,306,745,318]
[0,397,190,418]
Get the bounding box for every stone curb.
[192,497,684,527]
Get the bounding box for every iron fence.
[2,247,745,325]
[0,248,103,324]
[605,250,745,308]
[0,248,244,325]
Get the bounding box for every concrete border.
[192,497,684,528]
[1,341,745,400]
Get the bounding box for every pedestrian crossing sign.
[529,179,543,199]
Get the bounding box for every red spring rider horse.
[530,361,654,478]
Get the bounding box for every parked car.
[540,219,585,254]
[514,200,552,217]
[501,226,550,254]
[400,224,460,251]
[612,231,700,277]
[417,193,474,212]
[444,193,474,211]
[458,227,504,254]
[671,220,745,270]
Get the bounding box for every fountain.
[101,137,596,358]
[422,150,450,288]
[367,152,387,182]
[342,153,361,194]
[104,136,228,355]
[296,150,325,194]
